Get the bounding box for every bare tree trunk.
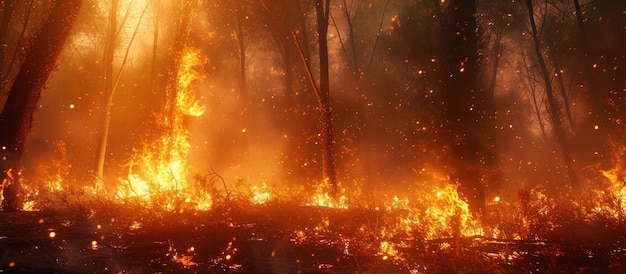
[436,0,486,216]
[518,51,548,140]
[0,0,83,211]
[151,0,161,86]
[94,0,119,184]
[487,25,503,100]
[292,0,338,196]
[364,0,390,76]
[552,62,575,132]
[94,1,147,187]
[525,0,579,190]
[315,0,337,196]
[295,0,310,58]
[235,15,247,95]
[0,0,17,81]
[0,0,34,93]
[573,0,588,54]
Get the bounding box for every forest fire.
[1,0,626,273]
[115,47,211,211]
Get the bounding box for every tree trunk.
[1,0,34,94]
[94,0,119,184]
[151,0,161,87]
[236,15,247,95]
[0,0,83,211]
[572,0,588,54]
[315,0,337,195]
[0,0,16,83]
[525,0,579,190]
[438,0,486,216]
[487,25,503,100]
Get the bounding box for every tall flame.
[116,47,210,211]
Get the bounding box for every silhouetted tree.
[257,0,309,97]
[0,0,35,99]
[94,0,148,187]
[524,0,579,190]
[436,0,489,216]
[294,0,338,195]
[208,0,258,95]
[0,0,83,211]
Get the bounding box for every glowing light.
[49,231,56,238]
[251,182,272,204]
[177,48,206,117]
[116,47,211,211]
[307,179,348,208]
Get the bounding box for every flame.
[115,47,210,211]
[307,179,348,208]
[423,184,483,238]
[251,181,272,204]
[177,49,206,117]
[591,140,626,220]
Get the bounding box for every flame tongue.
[177,49,206,117]
[116,47,210,211]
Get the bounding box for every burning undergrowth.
[3,164,626,273]
[4,47,626,272]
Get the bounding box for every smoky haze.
[2,0,624,206]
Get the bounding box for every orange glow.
[307,179,348,208]
[115,47,210,211]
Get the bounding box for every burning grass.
[3,170,626,273]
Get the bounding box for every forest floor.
[1,201,625,273]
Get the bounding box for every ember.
[1,0,626,273]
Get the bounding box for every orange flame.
[116,47,210,211]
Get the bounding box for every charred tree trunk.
[0,0,16,84]
[525,0,579,190]
[0,0,83,211]
[315,0,337,196]
[487,24,504,100]
[573,0,588,54]
[0,0,34,94]
[438,0,487,217]
[236,20,246,95]
[293,0,337,196]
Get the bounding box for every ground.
[0,201,625,273]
